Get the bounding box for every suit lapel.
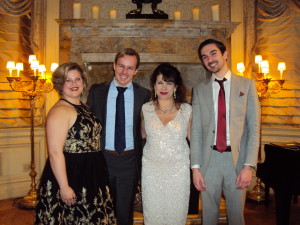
[229,74,240,124]
[204,78,214,116]
[133,83,140,139]
[101,82,111,126]
[229,74,242,148]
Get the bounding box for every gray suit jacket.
[190,73,261,174]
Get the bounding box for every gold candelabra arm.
[255,78,285,100]
[6,77,25,92]
[37,79,54,93]
[267,79,285,95]
[6,76,53,99]
[256,78,271,100]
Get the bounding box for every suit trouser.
[201,150,246,225]
[104,151,137,225]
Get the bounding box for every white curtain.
[256,0,300,128]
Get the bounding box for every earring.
[155,91,157,98]
[174,90,176,99]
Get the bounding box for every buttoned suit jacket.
[190,73,261,175]
[87,81,151,173]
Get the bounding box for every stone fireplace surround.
[58,19,238,101]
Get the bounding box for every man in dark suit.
[87,48,150,225]
[190,39,260,225]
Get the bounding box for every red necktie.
[215,78,227,152]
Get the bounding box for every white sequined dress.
[141,102,191,225]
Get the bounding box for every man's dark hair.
[198,39,227,61]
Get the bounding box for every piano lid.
[270,142,300,151]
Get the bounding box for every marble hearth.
[57,19,238,101]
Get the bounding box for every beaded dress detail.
[34,99,116,225]
[141,102,191,225]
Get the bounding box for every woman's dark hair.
[150,63,186,104]
[52,62,87,96]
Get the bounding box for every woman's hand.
[60,186,76,206]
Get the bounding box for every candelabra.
[6,58,57,209]
[237,56,286,204]
[254,73,285,101]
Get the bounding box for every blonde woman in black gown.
[34,62,116,224]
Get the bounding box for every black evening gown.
[34,99,116,225]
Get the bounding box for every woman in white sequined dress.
[141,63,192,225]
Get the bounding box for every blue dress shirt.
[105,79,134,151]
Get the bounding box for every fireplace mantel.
[57,19,239,39]
[57,19,238,65]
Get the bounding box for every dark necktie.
[115,86,127,154]
[215,78,227,152]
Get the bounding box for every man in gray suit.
[87,48,150,225]
[190,39,260,225]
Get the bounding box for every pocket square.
[239,92,244,97]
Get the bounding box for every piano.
[257,143,300,225]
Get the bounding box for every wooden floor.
[0,195,299,225]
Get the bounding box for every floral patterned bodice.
[64,103,101,153]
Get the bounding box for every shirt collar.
[212,70,231,82]
[112,78,133,90]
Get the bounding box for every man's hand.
[192,168,206,191]
[236,165,253,189]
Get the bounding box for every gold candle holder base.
[247,178,265,204]
[13,194,37,209]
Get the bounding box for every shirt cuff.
[191,164,200,169]
[244,163,256,169]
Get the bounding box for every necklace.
[157,103,175,114]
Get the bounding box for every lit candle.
[192,8,200,21]
[39,65,46,79]
[31,60,39,76]
[110,10,117,19]
[51,63,59,72]
[211,5,220,21]
[255,55,263,73]
[278,62,286,80]
[261,60,269,79]
[237,62,245,76]
[15,63,24,77]
[28,55,37,64]
[6,61,15,77]
[92,6,100,19]
[73,3,81,19]
[174,11,181,20]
